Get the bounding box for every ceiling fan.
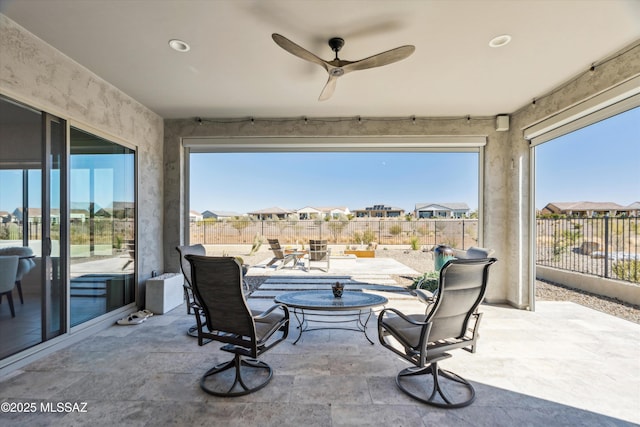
[272,33,415,101]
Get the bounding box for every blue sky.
[535,106,639,209]
[191,106,639,214]
[189,152,480,214]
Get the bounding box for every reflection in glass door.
[0,97,65,360]
[69,128,136,327]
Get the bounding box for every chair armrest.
[253,303,289,320]
[414,288,436,304]
[379,307,428,326]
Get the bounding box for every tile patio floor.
[0,270,638,426]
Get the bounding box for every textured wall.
[0,14,165,302]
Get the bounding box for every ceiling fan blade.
[272,33,330,72]
[342,45,415,73]
[318,74,338,101]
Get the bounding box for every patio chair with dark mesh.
[186,255,289,396]
[378,257,497,408]
[266,238,297,269]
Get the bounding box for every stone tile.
[331,403,424,426]
[1,299,639,425]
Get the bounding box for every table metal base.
[290,307,376,344]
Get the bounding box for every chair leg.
[16,280,24,304]
[396,362,475,408]
[200,353,273,397]
[1,291,15,318]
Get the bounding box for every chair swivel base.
[200,354,273,397]
[396,362,476,408]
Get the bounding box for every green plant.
[114,234,123,250]
[354,228,376,245]
[328,218,348,242]
[230,217,251,236]
[612,260,640,283]
[410,271,440,291]
[410,236,420,250]
[248,233,263,255]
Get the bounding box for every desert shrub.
[612,260,640,283]
[410,236,420,250]
[389,224,403,236]
[410,271,439,291]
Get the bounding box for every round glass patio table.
[275,290,388,344]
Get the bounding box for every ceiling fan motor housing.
[329,37,345,53]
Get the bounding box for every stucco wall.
[0,14,165,301]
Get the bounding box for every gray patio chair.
[306,239,331,272]
[0,256,19,318]
[176,244,206,315]
[185,255,289,397]
[266,238,297,269]
[0,246,36,304]
[378,257,497,408]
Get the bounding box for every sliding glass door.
[0,97,66,359]
[1,95,137,362]
[69,128,136,327]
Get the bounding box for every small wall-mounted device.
[496,115,509,132]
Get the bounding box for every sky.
[190,105,639,215]
[189,152,480,214]
[534,105,639,209]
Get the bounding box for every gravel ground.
[238,246,640,324]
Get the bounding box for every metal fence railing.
[536,216,639,283]
[4,216,637,284]
[189,218,479,250]
[0,219,135,248]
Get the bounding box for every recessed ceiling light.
[489,34,511,48]
[168,39,190,52]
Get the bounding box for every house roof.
[247,206,293,215]
[415,202,470,211]
[202,210,241,217]
[3,1,639,119]
[546,202,629,211]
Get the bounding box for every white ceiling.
[2,0,639,119]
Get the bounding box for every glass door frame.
[42,112,67,340]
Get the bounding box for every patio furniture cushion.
[453,246,494,259]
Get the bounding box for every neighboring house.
[202,210,242,220]
[296,206,323,220]
[296,206,350,220]
[414,202,470,219]
[0,211,12,223]
[626,202,640,217]
[189,210,203,222]
[323,206,350,219]
[352,204,404,218]
[247,206,293,220]
[12,207,65,224]
[540,201,632,218]
[95,201,135,219]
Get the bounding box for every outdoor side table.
[274,290,388,344]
